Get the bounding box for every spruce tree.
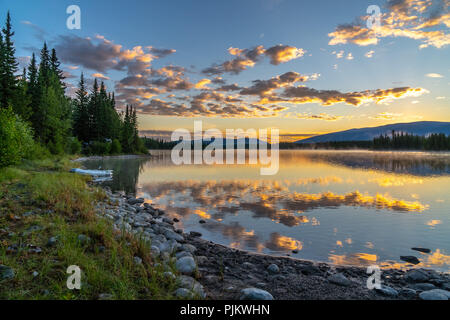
[0,11,18,109]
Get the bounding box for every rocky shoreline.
[97,188,450,300]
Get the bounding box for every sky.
[2,0,449,141]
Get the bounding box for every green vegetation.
[0,159,178,299]
[0,11,148,169]
[373,131,450,151]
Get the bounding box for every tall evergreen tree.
[0,11,18,109]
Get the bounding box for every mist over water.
[83,150,450,272]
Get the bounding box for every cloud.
[264,44,305,65]
[296,112,344,121]
[426,73,444,78]
[365,50,375,58]
[202,44,305,75]
[55,34,176,75]
[346,53,354,60]
[21,20,47,41]
[195,78,212,89]
[259,86,428,107]
[372,112,403,120]
[328,0,450,48]
[92,73,110,80]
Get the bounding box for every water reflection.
[83,150,450,271]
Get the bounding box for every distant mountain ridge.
[296,121,450,144]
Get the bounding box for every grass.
[0,158,179,300]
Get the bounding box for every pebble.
[409,283,436,291]
[175,256,197,275]
[133,256,143,265]
[267,264,280,274]
[77,234,91,245]
[400,256,420,265]
[240,288,274,300]
[404,269,429,282]
[411,247,431,254]
[98,293,113,300]
[0,265,15,280]
[399,288,417,298]
[328,273,352,287]
[47,236,58,247]
[375,285,398,297]
[419,289,450,300]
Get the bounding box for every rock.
[242,262,255,269]
[399,288,417,298]
[98,293,113,300]
[175,256,197,275]
[164,230,184,242]
[176,251,193,259]
[442,283,450,291]
[299,265,322,275]
[419,289,450,300]
[0,265,15,280]
[410,283,436,291]
[411,247,431,254]
[128,198,144,205]
[400,256,420,265]
[199,219,206,224]
[181,244,197,254]
[163,271,176,280]
[177,275,206,298]
[267,264,280,274]
[173,218,180,223]
[240,288,274,300]
[150,245,160,257]
[32,271,39,277]
[77,234,91,245]
[375,285,398,297]
[47,236,58,247]
[98,245,106,253]
[190,231,202,237]
[133,256,143,265]
[328,273,352,287]
[175,288,193,298]
[292,250,299,254]
[404,270,429,283]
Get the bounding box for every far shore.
[73,153,152,162]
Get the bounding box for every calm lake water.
[83,150,450,272]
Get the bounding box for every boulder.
[240,288,273,300]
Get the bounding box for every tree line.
[0,11,147,167]
[373,131,450,151]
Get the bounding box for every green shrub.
[68,137,82,155]
[90,141,111,155]
[110,139,122,154]
[0,108,35,167]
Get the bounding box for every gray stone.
[177,275,206,298]
[77,234,91,245]
[328,273,352,287]
[32,271,39,277]
[399,288,417,298]
[164,230,184,242]
[181,244,197,253]
[128,198,144,205]
[98,293,113,300]
[267,264,280,274]
[240,288,274,300]
[404,270,429,282]
[375,285,398,297]
[176,256,197,275]
[176,251,193,259]
[0,265,14,280]
[133,256,143,265]
[47,236,58,247]
[175,288,193,298]
[411,247,431,254]
[409,283,436,291]
[150,245,160,257]
[400,256,420,265]
[163,271,176,280]
[419,289,450,300]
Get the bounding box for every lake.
[82,150,450,272]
